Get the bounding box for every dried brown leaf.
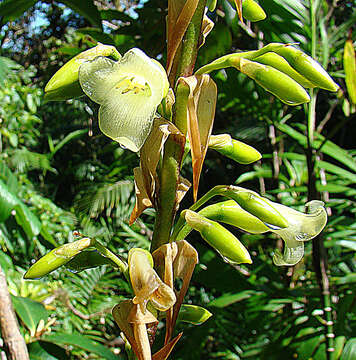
[152,332,183,360]
[167,0,199,74]
[181,75,217,201]
[198,15,214,49]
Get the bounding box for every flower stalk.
[150,0,208,252]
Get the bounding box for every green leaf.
[76,28,115,46]
[0,179,20,222]
[42,333,119,360]
[208,290,260,308]
[65,250,117,272]
[0,0,38,22]
[334,273,356,285]
[28,341,61,360]
[316,161,356,183]
[0,163,18,193]
[331,336,347,360]
[50,129,87,158]
[276,123,356,172]
[14,203,41,238]
[0,251,14,275]
[11,295,48,335]
[61,0,102,28]
[341,338,356,360]
[99,9,133,22]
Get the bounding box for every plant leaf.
[42,332,118,360]
[11,295,48,337]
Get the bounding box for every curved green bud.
[177,304,212,325]
[242,0,266,22]
[200,200,269,234]
[128,248,176,313]
[225,186,288,228]
[270,44,339,92]
[209,134,262,164]
[45,43,121,101]
[24,237,94,279]
[239,58,310,105]
[254,52,316,89]
[183,210,252,265]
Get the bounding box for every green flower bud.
[209,134,261,164]
[183,210,252,265]
[239,58,310,105]
[199,200,269,234]
[225,187,288,229]
[270,44,339,92]
[242,0,266,22]
[254,52,316,88]
[177,304,212,325]
[24,237,94,279]
[45,43,121,101]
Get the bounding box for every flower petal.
[79,56,122,104]
[270,200,327,266]
[272,238,305,266]
[99,94,156,152]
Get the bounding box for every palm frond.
[76,180,134,219]
[8,148,56,173]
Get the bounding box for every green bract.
[79,48,169,152]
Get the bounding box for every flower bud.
[183,210,252,265]
[271,44,339,92]
[225,187,288,228]
[254,52,315,88]
[24,237,94,279]
[239,58,310,105]
[209,134,261,164]
[242,0,266,22]
[199,200,269,234]
[45,43,121,101]
[177,304,212,325]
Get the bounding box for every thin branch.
[0,267,29,360]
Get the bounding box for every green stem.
[93,241,129,281]
[307,2,334,358]
[150,0,207,252]
[170,185,228,242]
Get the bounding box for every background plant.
[0,0,355,359]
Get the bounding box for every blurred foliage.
[0,0,355,359]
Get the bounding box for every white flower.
[79,48,169,152]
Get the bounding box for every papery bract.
[128,248,176,313]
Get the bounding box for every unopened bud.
[45,43,121,101]
[209,134,261,164]
[24,237,93,279]
[271,44,339,92]
[239,58,310,105]
[183,210,252,265]
[199,200,269,234]
[242,0,266,22]
[225,187,288,228]
[254,52,315,88]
